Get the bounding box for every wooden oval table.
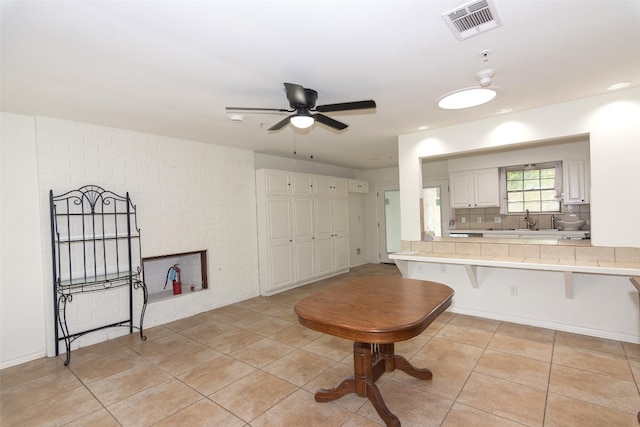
[294,276,454,427]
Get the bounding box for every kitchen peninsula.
[390,236,640,343]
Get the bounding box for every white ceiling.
[2,1,639,169]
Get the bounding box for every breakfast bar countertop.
[391,237,640,298]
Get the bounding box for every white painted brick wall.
[37,117,259,355]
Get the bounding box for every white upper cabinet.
[314,176,348,198]
[262,170,313,196]
[450,168,499,208]
[563,158,590,204]
[290,173,313,196]
[348,179,369,193]
[474,168,500,207]
[263,169,291,196]
[313,175,333,197]
[332,177,348,197]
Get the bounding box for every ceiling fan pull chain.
[293,129,297,155]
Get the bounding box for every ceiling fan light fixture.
[437,87,497,109]
[290,114,315,129]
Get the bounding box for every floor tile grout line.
[5,264,639,425]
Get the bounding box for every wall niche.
[143,250,208,303]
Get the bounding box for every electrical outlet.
[509,284,518,296]
[356,248,361,255]
[477,216,482,223]
[461,217,466,223]
[494,217,501,223]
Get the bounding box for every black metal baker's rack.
[49,185,147,365]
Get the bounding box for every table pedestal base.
[315,342,432,427]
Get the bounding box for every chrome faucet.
[524,209,537,230]
[551,215,557,230]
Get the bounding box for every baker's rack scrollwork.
[50,185,147,366]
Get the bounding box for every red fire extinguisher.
[164,264,182,295]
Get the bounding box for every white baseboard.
[448,306,640,344]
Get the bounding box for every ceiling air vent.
[442,0,502,41]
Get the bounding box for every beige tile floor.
[2,263,640,426]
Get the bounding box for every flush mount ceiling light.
[607,81,631,91]
[438,87,497,109]
[289,112,315,129]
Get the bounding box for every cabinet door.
[333,231,350,271]
[264,170,290,196]
[313,175,333,197]
[473,168,499,207]
[265,198,294,289]
[266,198,292,246]
[314,236,334,277]
[291,173,313,196]
[332,198,350,270]
[348,179,360,193]
[268,244,294,289]
[314,198,334,276]
[332,178,349,198]
[332,198,349,235]
[358,180,369,193]
[314,198,333,239]
[292,198,314,282]
[563,159,589,204]
[450,171,473,208]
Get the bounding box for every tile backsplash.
[452,204,590,231]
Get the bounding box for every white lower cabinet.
[256,169,350,295]
[314,197,350,276]
[332,198,350,271]
[292,198,314,282]
[263,198,294,289]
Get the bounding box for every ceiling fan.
[226,83,376,131]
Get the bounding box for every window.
[506,165,560,213]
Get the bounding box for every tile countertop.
[395,237,640,277]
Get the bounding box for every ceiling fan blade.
[226,107,291,112]
[284,83,307,106]
[268,115,294,131]
[314,113,348,131]
[315,100,377,113]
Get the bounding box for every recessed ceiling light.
[607,81,630,91]
[417,125,430,130]
[437,87,497,109]
[497,108,512,114]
